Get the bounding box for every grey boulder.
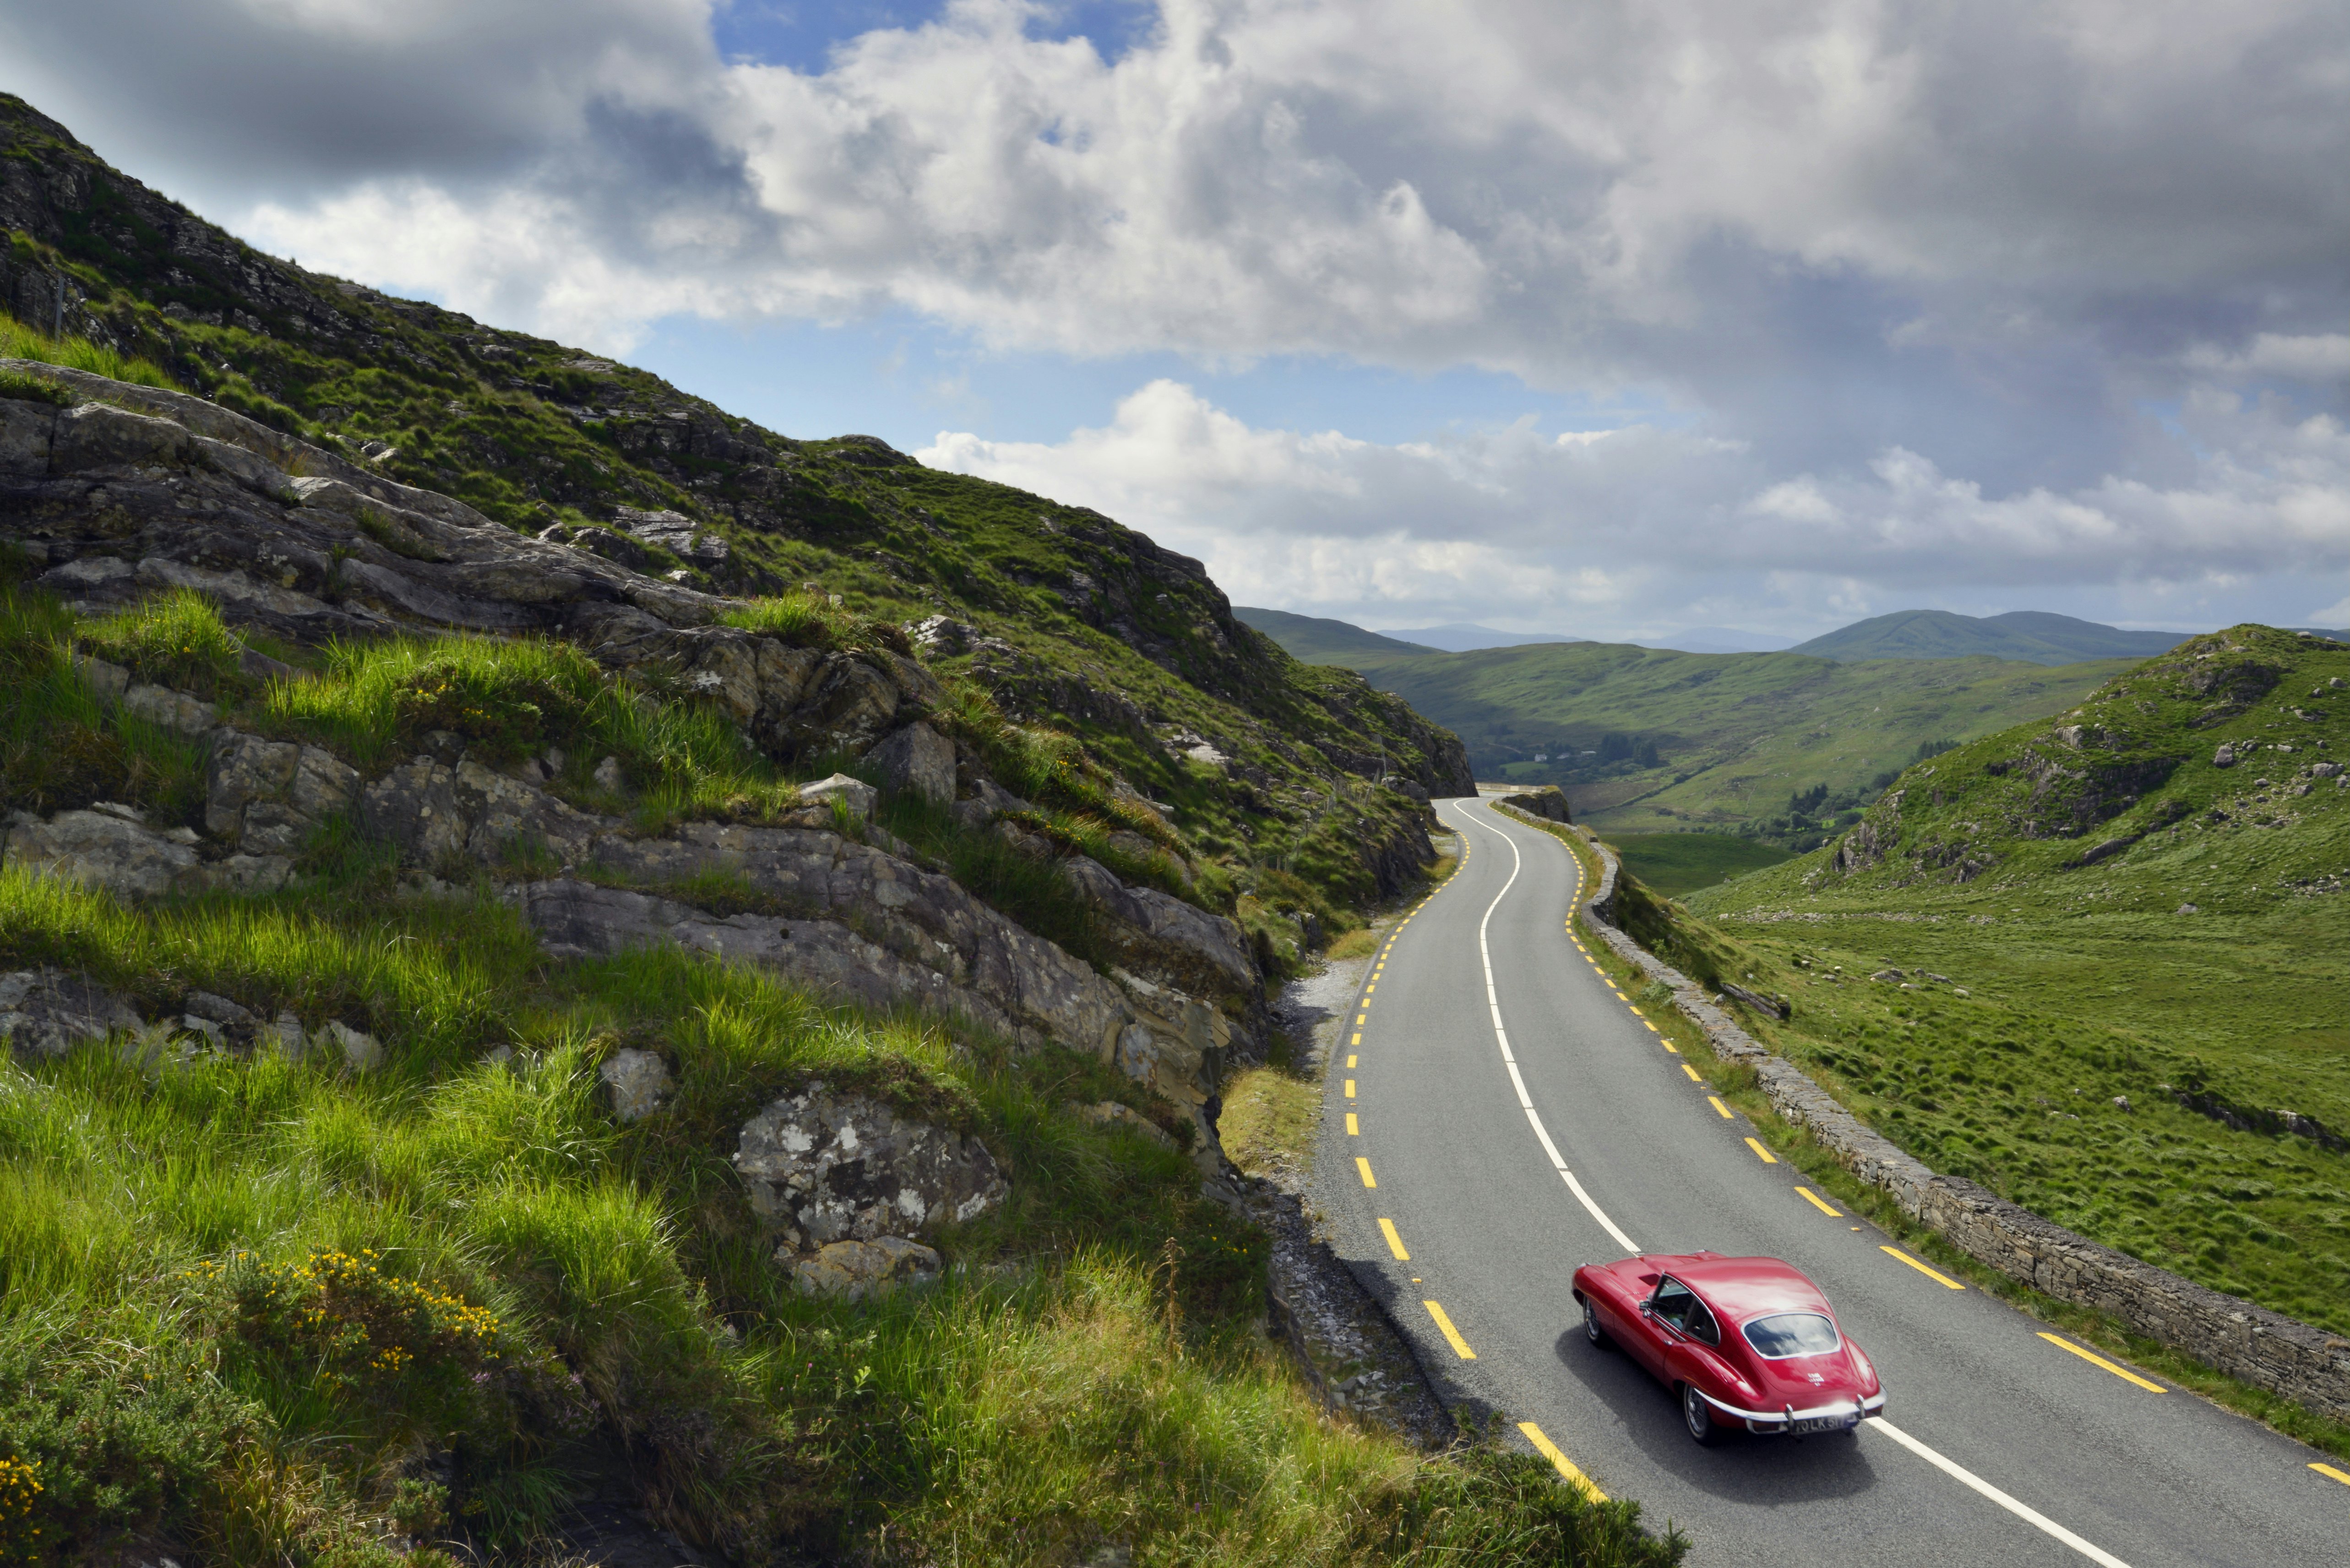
[0,967,143,1063]
[3,804,201,898]
[863,720,956,806]
[599,1046,674,1123]
[734,1083,1007,1248]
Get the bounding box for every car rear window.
[1741,1312,1840,1358]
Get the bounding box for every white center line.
[1456,802,1640,1254]
[1868,1418,2134,1568]
[1458,801,2135,1568]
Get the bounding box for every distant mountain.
[1790,609,2190,665]
[1372,622,1585,652]
[1232,607,1436,661]
[1644,628,1799,654]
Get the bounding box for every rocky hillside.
[0,92,1471,919]
[1789,624,2348,899]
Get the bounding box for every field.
[1602,833,1796,897]
[1666,626,2350,1336]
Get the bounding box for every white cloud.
[2185,333,2350,381]
[7,0,2345,632]
[128,0,2333,383]
[920,380,2350,631]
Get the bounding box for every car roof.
[1641,1253,1834,1323]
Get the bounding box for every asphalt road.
[1316,793,2349,1566]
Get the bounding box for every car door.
[1634,1275,1700,1378]
[1660,1288,1732,1401]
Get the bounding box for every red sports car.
[1571,1251,1884,1445]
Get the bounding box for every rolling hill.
[1788,608,2191,664]
[1237,610,2129,841]
[1677,624,2350,1337]
[1229,606,1434,661]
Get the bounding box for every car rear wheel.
[1680,1383,1727,1446]
[1582,1296,1610,1348]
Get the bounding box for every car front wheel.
[1681,1383,1726,1446]
[1583,1296,1610,1348]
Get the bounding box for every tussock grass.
[80,586,250,699]
[0,312,179,390]
[0,585,212,825]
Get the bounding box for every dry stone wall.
[1498,800,2350,1426]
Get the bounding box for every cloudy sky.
[4,0,2346,641]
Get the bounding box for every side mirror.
[1638,1300,1654,1315]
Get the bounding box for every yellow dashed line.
[1379,1217,1410,1260]
[1344,1079,1356,1099]
[1518,1421,1606,1503]
[1350,1031,1361,1045]
[1795,1186,1843,1217]
[1744,1136,1778,1164]
[1356,1157,1377,1188]
[1347,1054,1357,1068]
[1345,1112,1359,1135]
[2038,1334,2165,1393]
[1708,1096,1734,1119]
[1424,1300,1475,1358]
[1881,1246,1964,1289]
[2312,1462,2350,1487]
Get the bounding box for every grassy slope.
[1325,640,2126,836]
[0,587,1678,1564]
[1606,834,1796,898]
[1648,626,2350,1337]
[0,95,1459,926]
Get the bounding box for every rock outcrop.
[0,967,141,1063]
[733,1084,1007,1251]
[1494,785,1570,824]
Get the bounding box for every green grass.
[1535,820,2350,1459]
[0,312,178,390]
[0,861,1681,1565]
[1604,832,1796,897]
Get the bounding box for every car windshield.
[1741,1312,1840,1359]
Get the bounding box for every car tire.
[1583,1296,1611,1348]
[1681,1383,1727,1446]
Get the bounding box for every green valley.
[1246,617,2129,843]
[1584,625,2350,1357]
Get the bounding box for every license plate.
[1791,1415,1855,1435]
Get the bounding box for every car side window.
[1686,1297,1721,1346]
[1651,1277,1696,1331]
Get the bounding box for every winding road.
[1316,792,2348,1565]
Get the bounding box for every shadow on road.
[1550,1328,1882,1503]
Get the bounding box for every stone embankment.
[1495,800,2350,1427]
